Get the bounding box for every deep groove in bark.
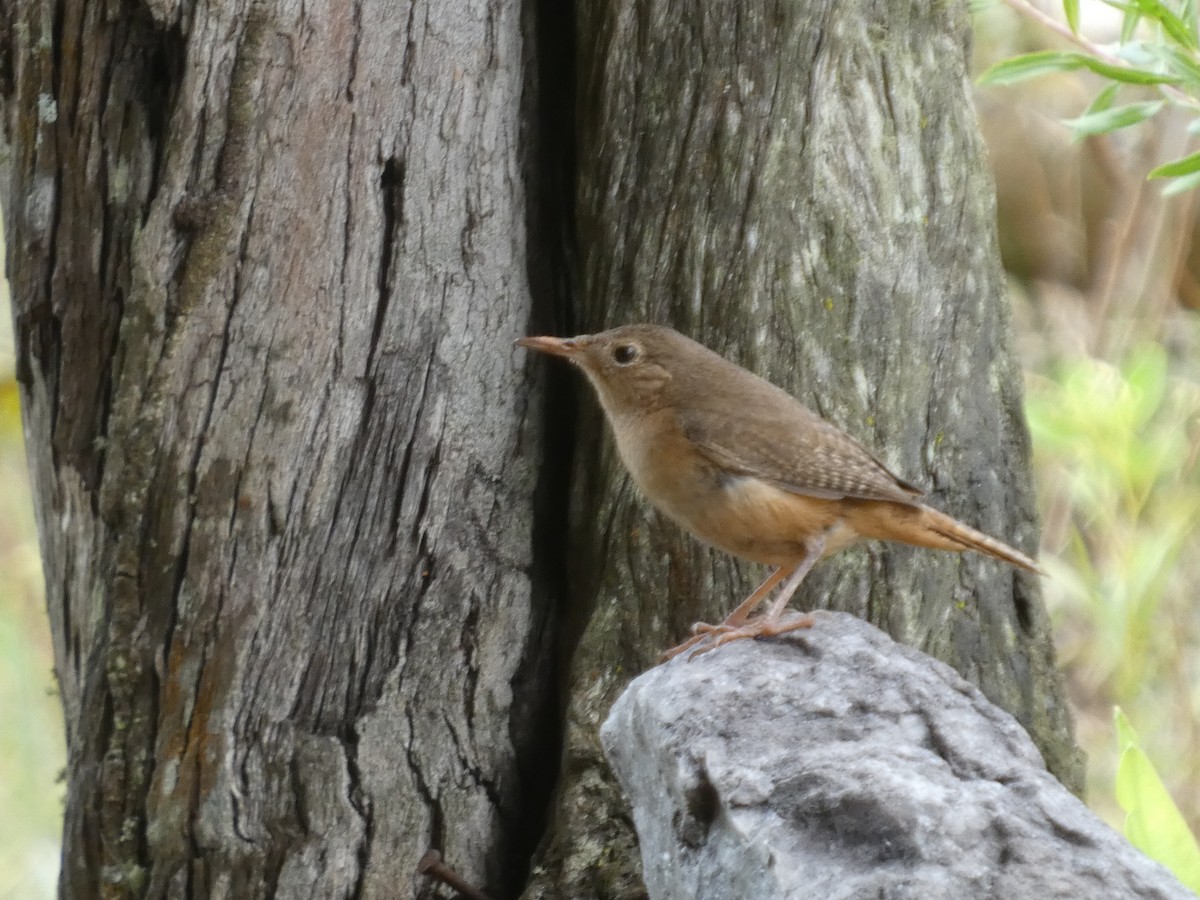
[506,0,579,895]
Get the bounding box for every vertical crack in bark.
[343,724,373,900]
[509,0,579,894]
[43,6,66,445]
[389,350,437,544]
[53,5,249,891]
[141,18,186,212]
[346,0,363,101]
[879,57,899,134]
[337,110,359,372]
[156,196,257,830]
[653,72,701,285]
[1012,578,1034,635]
[370,157,405,376]
[411,434,442,542]
[131,11,269,893]
[445,711,504,808]
[798,13,827,146]
[404,704,445,853]
[0,13,13,99]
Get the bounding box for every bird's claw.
[657,629,712,662]
[683,613,816,660]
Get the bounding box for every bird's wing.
[682,398,924,505]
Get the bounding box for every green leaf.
[1085,83,1122,115]
[1163,10,1199,50]
[1064,100,1164,139]
[1065,0,1081,33]
[977,51,1091,86]
[1077,55,1182,84]
[1148,149,1200,177]
[1161,168,1200,195]
[1132,0,1200,49]
[1123,11,1143,42]
[1114,709,1200,892]
[977,50,1180,86]
[1184,0,1200,38]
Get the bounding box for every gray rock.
[600,611,1191,900]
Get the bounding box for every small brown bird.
[517,324,1040,659]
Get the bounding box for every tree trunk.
[2,0,1081,899]
[2,1,562,897]
[523,1,1083,896]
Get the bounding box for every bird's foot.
[683,612,815,660]
[657,629,712,663]
[657,619,742,661]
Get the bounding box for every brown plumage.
[517,324,1040,658]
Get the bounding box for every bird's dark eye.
[613,344,639,365]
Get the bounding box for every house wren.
[517,324,1040,659]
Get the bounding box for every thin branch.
[999,0,1200,108]
[1001,0,1128,63]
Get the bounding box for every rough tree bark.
[1,1,562,897]
[523,1,1083,896]
[2,0,1081,899]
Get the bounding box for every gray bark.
[602,613,1187,900]
[2,1,556,897]
[524,1,1081,895]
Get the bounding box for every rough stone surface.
[601,611,1189,900]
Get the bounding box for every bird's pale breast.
[612,408,858,565]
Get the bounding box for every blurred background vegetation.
[975,0,1200,846]
[0,221,63,899]
[2,2,1199,894]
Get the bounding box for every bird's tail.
[917,505,1042,574]
[846,501,1042,574]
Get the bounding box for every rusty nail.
[416,849,493,900]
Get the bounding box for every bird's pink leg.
[658,563,796,662]
[688,536,825,659]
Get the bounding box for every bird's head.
[517,324,687,419]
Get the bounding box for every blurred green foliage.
[1116,707,1200,891]
[979,0,1200,194]
[0,233,63,899]
[1027,337,1200,849]
[975,0,1200,870]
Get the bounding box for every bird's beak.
[515,335,581,359]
